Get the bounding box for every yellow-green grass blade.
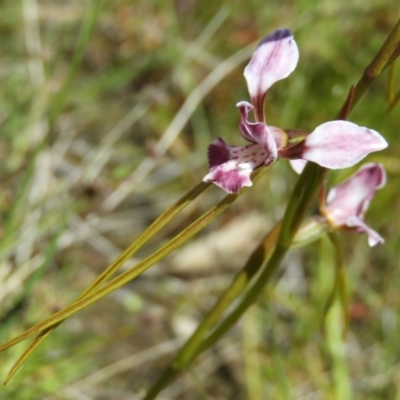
[4,181,210,383]
[0,167,268,357]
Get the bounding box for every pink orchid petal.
[346,216,384,247]
[289,159,308,174]
[203,161,253,193]
[236,101,262,143]
[325,163,386,224]
[321,163,386,246]
[207,137,232,169]
[301,121,388,169]
[204,138,269,193]
[244,28,299,113]
[237,101,277,165]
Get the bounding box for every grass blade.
[3,181,210,382]
[0,167,268,358]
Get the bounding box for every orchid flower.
[320,163,386,246]
[203,28,388,193]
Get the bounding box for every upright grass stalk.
[343,17,400,114]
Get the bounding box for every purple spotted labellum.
[320,163,386,246]
[203,28,388,193]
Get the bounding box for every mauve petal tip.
[244,28,299,104]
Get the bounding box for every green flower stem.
[3,181,211,384]
[143,163,326,400]
[194,163,326,357]
[142,226,279,400]
[291,216,329,248]
[0,167,269,354]
[174,222,282,368]
[349,17,400,112]
[143,214,330,400]
[143,216,330,400]
[325,300,352,400]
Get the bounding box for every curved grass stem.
[0,168,269,361]
[3,181,211,384]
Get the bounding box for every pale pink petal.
[237,101,277,165]
[289,159,308,174]
[203,161,253,193]
[244,28,299,114]
[324,163,386,225]
[321,163,386,246]
[346,216,384,247]
[204,138,269,193]
[300,121,388,169]
[236,101,263,143]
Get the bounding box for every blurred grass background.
[0,0,399,399]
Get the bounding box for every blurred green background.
[0,0,399,399]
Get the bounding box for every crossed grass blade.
[3,181,210,383]
[0,168,269,381]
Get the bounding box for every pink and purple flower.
[320,163,386,246]
[203,28,388,193]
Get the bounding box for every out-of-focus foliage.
[0,0,399,399]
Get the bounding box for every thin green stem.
[348,18,400,112]
[143,163,325,400]
[144,216,329,399]
[196,163,325,356]
[173,222,281,368]
[144,223,281,400]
